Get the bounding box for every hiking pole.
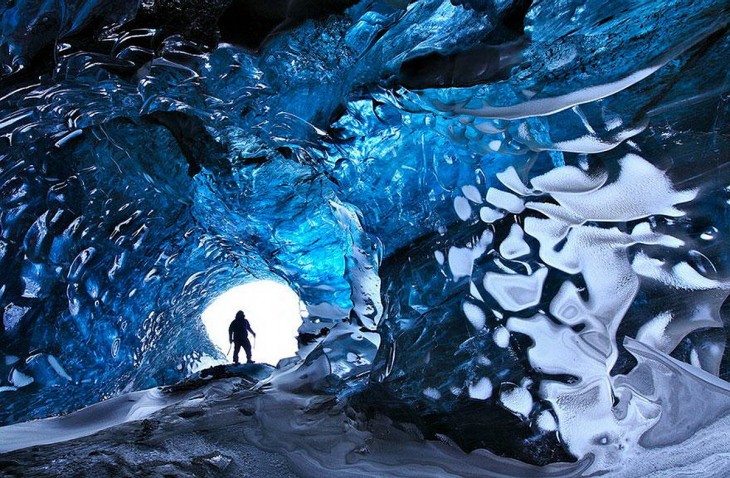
[226,342,232,357]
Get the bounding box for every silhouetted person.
[229,310,256,364]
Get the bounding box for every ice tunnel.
[200,280,303,366]
[0,0,729,473]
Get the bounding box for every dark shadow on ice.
[218,0,359,51]
[163,363,276,393]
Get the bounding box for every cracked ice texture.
[0,0,729,473]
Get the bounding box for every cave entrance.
[200,280,302,366]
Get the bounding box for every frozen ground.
[1,364,729,478]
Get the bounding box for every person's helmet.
[235,310,245,320]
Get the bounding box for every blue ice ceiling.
[0,0,729,469]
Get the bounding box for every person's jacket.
[229,317,254,342]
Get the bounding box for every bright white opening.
[201,280,302,366]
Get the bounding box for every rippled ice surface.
[0,0,729,474]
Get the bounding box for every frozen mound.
[0,0,729,474]
[3,369,728,478]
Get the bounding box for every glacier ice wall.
[0,0,729,472]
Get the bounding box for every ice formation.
[0,0,729,474]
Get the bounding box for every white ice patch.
[549,281,589,326]
[434,250,445,265]
[506,314,610,381]
[472,118,503,134]
[470,281,484,301]
[534,155,696,221]
[477,355,492,366]
[537,410,558,432]
[462,185,482,203]
[423,387,442,400]
[306,302,351,320]
[631,255,727,354]
[454,196,472,221]
[630,222,684,248]
[530,166,608,194]
[47,355,72,381]
[448,231,492,280]
[499,224,530,259]
[483,267,548,311]
[479,206,505,223]
[499,385,533,418]
[632,253,730,291]
[478,149,722,474]
[690,348,701,369]
[635,311,673,351]
[10,369,33,387]
[468,377,493,400]
[486,188,525,214]
[523,219,678,322]
[447,65,662,120]
[3,304,29,332]
[496,167,534,196]
[551,122,645,154]
[492,326,510,348]
[463,302,486,329]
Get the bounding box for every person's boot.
[247,359,255,364]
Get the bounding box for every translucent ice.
[0,0,728,473]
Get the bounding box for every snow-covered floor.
[0,387,187,454]
[1,366,729,477]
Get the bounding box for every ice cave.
[0,0,728,476]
